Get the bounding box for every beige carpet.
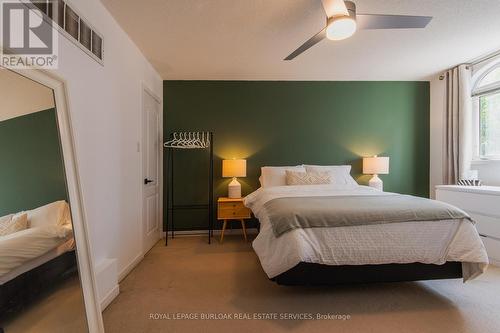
[104,235,500,333]
[3,275,88,333]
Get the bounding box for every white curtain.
[443,64,472,184]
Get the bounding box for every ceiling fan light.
[326,17,357,41]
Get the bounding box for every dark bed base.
[272,261,463,286]
[0,251,78,323]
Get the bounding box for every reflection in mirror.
[0,68,88,332]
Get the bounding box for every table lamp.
[363,155,389,191]
[222,159,247,198]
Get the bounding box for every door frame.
[140,83,163,255]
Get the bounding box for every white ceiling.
[101,0,500,81]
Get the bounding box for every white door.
[142,88,161,253]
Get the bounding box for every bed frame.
[271,261,463,285]
[0,251,78,322]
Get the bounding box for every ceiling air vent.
[28,0,104,64]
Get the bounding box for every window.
[64,5,79,40]
[28,0,104,62]
[477,67,500,89]
[33,1,47,14]
[479,92,500,158]
[473,64,500,159]
[79,19,91,51]
[91,31,103,60]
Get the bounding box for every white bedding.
[245,185,489,282]
[0,224,74,283]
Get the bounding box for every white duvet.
[245,185,489,282]
[0,224,73,278]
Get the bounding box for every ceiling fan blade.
[321,0,349,18]
[284,27,327,61]
[357,14,432,30]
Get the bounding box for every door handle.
[144,178,154,184]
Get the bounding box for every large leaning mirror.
[0,67,102,332]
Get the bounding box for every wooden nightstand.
[217,197,251,243]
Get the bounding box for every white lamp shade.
[363,156,389,175]
[222,159,246,178]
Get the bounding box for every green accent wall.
[164,81,430,230]
[0,108,68,216]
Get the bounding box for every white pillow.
[0,212,28,236]
[304,165,358,187]
[0,214,14,225]
[28,201,68,228]
[260,166,305,187]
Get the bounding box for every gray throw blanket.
[264,194,472,237]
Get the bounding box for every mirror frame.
[3,66,104,332]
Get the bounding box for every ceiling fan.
[284,0,432,60]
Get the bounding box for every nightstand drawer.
[218,202,251,219]
[217,197,252,243]
[217,197,252,221]
[219,201,245,211]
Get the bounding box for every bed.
[0,201,76,318]
[0,224,75,284]
[244,166,489,285]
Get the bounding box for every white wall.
[429,76,445,198]
[47,0,162,305]
[0,69,55,121]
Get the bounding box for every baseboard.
[118,253,144,282]
[489,258,500,266]
[163,228,258,237]
[100,284,119,310]
[95,258,119,311]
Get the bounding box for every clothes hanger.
[164,132,177,147]
[199,132,205,148]
[194,132,203,148]
[179,132,187,147]
[164,131,210,149]
[205,131,210,148]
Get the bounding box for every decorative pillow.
[61,203,72,226]
[0,212,28,236]
[0,214,14,226]
[304,165,358,187]
[28,201,68,228]
[260,166,306,187]
[286,170,331,185]
[457,179,482,186]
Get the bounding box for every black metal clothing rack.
[164,131,214,245]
